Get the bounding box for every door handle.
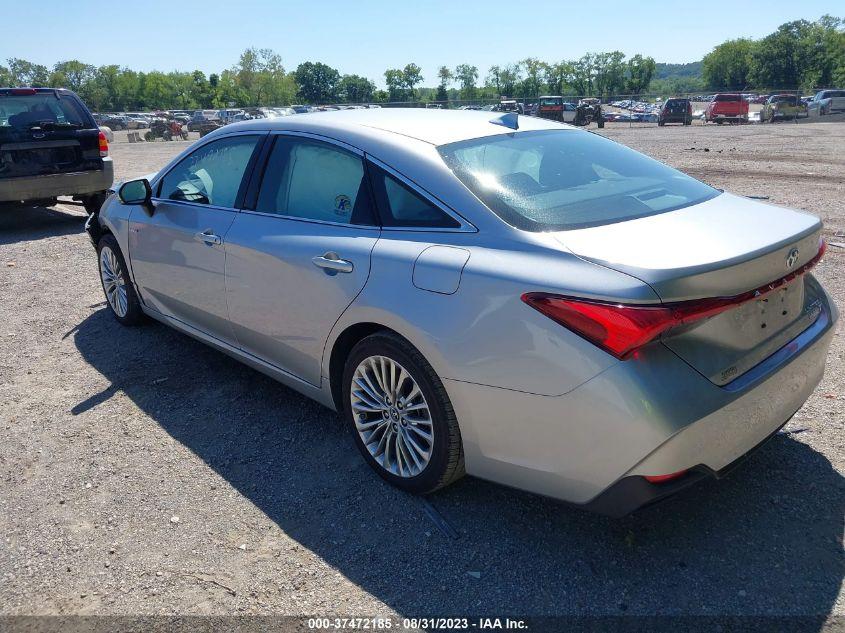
[312,252,354,274]
[194,230,222,245]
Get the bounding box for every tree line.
[1,15,841,111]
[0,48,657,111]
[702,16,844,91]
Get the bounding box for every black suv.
[0,87,113,212]
[658,97,692,126]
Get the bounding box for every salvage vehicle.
[100,114,129,130]
[807,89,845,116]
[705,93,749,124]
[0,87,113,212]
[86,109,837,516]
[658,98,692,126]
[144,118,189,141]
[760,94,808,122]
[536,96,577,123]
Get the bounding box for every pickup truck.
[705,94,748,124]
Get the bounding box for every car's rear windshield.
[0,93,89,129]
[714,94,741,102]
[666,99,688,106]
[540,98,562,106]
[437,129,719,231]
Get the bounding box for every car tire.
[342,331,465,494]
[97,234,144,326]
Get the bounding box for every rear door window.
[255,136,376,226]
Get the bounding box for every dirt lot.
[1,121,843,620]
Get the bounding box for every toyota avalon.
[86,109,837,516]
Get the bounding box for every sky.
[2,0,840,86]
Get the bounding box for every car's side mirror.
[118,178,152,206]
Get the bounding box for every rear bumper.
[0,158,113,202]
[445,285,837,515]
[584,413,792,517]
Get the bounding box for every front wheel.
[97,234,144,326]
[343,331,464,494]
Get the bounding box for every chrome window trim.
[366,155,478,234]
[149,199,240,214]
[237,208,380,231]
[268,130,365,156]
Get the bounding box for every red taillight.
[10,88,37,95]
[98,131,109,157]
[644,470,689,484]
[521,294,679,359]
[522,240,826,360]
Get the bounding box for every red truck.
[705,94,749,124]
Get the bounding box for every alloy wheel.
[350,355,433,478]
[99,246,128,318]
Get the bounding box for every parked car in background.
[125,114,150,129]
[705,94,749,124]
[536,96,577,123]
[187,110,222,132]
[87,109,836,517]
[808,89,845,116]
[760,94,808,122]
[496,99,524,114]
[100,114,129,130]
[0,87,113,212]
[658,98,692,126]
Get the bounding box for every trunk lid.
[553,193,825,385]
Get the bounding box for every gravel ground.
[0,121,843,620]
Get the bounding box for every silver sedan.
[87,109,837,516]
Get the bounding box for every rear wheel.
[97,234,144,326]
[342,331,464,494]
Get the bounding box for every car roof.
[223,108,567,146]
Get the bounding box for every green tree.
[544,62,574,95]
[592,51,626,97]
[626,54,656,95]
[402,63,423,100]
[6,58,49,86]
[436,65,452,101]
[486,65,502,95]
[49,60,96,93]
[339,74,375,103]
[454,64,478,100]
[384,68,407,101]
[295,61,341,104]
[518,58,546,99]
[702,39,754,90]
[499,63,521,96]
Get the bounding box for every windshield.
[0,93,88,129]
[437,129,719,231]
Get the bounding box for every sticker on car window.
[334,194,352,216]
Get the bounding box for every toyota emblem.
[786,247,800,268]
